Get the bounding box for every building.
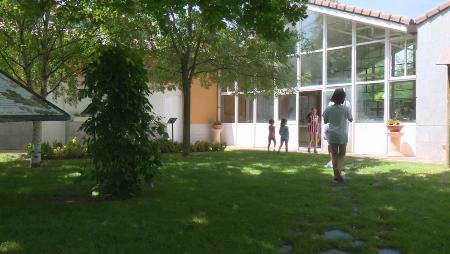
[220,0,450,162]
[1,0,449,163]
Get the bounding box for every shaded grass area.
[0,151,450,253]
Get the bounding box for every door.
[298,90,322,148]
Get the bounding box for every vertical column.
[253,97,257,147]
[234,81,238,145]
[322,15,327,89]
[217,86,221,121]
[351,21,357,153]
[384,29,391,154]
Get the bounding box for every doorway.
[298,90,322,148]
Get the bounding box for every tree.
[81,46,165,198]
[0,0,94,167]
[134,0,308,155]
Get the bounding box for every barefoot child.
[278,118,289,152]
[267,119,276,151]
[307,107,320,153]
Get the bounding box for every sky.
[339,0,446,18]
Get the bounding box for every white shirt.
[323,104,353,144]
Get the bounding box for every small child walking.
[278,118,289,153]
[267,119,276,151]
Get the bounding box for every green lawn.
[1,151,450,254]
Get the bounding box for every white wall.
[416,9,450,162]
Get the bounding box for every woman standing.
[323,89,353,183]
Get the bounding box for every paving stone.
[352,240,364,247]
[321,229,352,240]
[378,249,400,254]
[279,243,293,253]
[320,249,351,254]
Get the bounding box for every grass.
[0,150,450,254]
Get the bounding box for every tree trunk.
[181,67,192,155]
[31,121,42,167]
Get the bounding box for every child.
[307,107,320,153]
[267,119,276,151]
[278,118,289,153]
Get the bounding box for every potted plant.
[212,120,222,129]
[387,119,403,132]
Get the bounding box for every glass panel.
[256,95,274,123]
[301,52,322,86]
[0,73,64,118]
[357,23,385,43]
[327,47,352,85]
[238,95,253,123]
[391,40,405,77]
[327,16,352,48]
[221,95,235,123]
[282,56,298,88]
[301,11,323,51]
[278,94,296,121]
[324,86,353,110]
[390,81,415,122]
[406,39,416,76]
[356,83,384,122]
[356,42,385,82]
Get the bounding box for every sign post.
[167,118,177,142]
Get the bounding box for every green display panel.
[0,71,70,122]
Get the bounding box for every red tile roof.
[308,0,414,25]
[416,0,450,24]
[308,0,450,26]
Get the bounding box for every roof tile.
[370,11,381,18]
[307,0,449,26]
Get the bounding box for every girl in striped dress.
[307,107,320,153]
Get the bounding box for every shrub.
[25,139,88,160]
[80,46,165,198]
[211,142,227,151]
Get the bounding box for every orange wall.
[191,80,218,124]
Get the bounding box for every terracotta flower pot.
[213,124,222,130]
[387,125,403,132]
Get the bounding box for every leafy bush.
[211,142,227,151]
[25,138,88,160]
[158,138,182,153]
[80,46,165,198]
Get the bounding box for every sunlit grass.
[0,151,449,253]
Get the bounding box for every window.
[301,11,323,51]
[390,81,415,122]
[357,23,385,43]
[301,52,322,86]
[256,95,274,123]
[406,39,416,76]
[356,83,384,122]
[278,94,296,121]
[391,38,416,77]
[238,95,253,123]
[357,42,385,82]
[281,56,298,88]
[221,95,235,123]
[327,47,352,85]
[391,40,406,77]
[324,86,353,110]
[327,16,352,48]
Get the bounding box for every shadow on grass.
[0,150,449,254]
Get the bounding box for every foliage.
[387,119,402,125]
[80,46,166,198]
[1,151,450,253]
[95,1,308,154]
[212,120,222,125]
[159,138,226,153]
[158,138,182,153]
[25,138,88,159]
